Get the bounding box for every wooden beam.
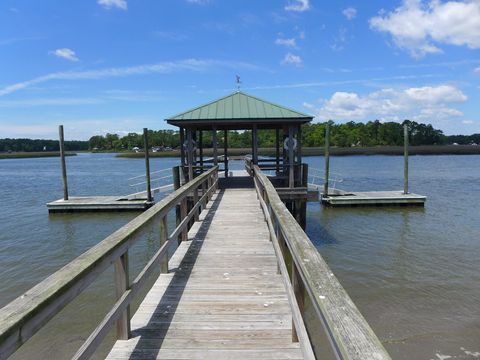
[275,128,280,173]
[179,127,185,168]
[404,124,409,195]
[114,253,131,340]
[288,126,294,188]
[199,130,204,170]
[187,128,194,182]
[323,123,330,197]
[58,125,69,200]
[224,130,228,178]
[252,124,258,165]
[212,127,218,166]
[143,128,152,202]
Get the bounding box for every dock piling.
[404,124,409,195]
[143,128,152,202]
[58,125,69,200]
[323,123,330,198]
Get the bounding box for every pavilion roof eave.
[166,117,313,129]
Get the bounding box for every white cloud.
[281,53,302,66]
[310,85,467,123]
[342,7,357,20]
[285,0,310,12]
[98,0,127,10]
[462,119,474,124]
[0,59,258,96]
[370,0,480,58]
[186,0,211,4]
[49,48,79,62]
[474,66,480,75]
[275,38,297,48]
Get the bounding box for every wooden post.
[404,124,409,195]
[173,166,181,234]
[297,125,302,165]
[159,216,168,273]
[275,128,280,173]
[212,127,218,166]
[180,127,186,171]
[143,128,152,202]
[58,125,69,200]
[180,198,188,243]
[291,262,305,342]
[288,126,294,188]
[224,129,228,178]
[187,128,194,182]
[199,130,204,171]
[252,124,258,165]
[323,123,330,198]
[114,253,131,340]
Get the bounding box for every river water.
[0,153,479,359]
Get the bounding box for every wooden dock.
[321,189,426,207]
[1,166,391,360]
[106,187,306,359]
[47,196,153,212]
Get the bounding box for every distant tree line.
[87,120,478,150]
[2,120,478,153]
[0,138,89,152]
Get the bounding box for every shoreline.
[0,152,77,160]
[116,145,480,158]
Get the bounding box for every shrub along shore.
[116,145,480,158]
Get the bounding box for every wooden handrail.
[252,165,391,360]
[0,166,218,360]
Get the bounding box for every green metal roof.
[166,91,312,123]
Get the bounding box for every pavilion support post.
[180,127,186,178]
[283,128,288,185]
[193,131,198,171]
[58,125,69,201]
[275,128,280,174]
[186,128,194,182]
[199,130,204,171]
[224,130,228,178]
[297,125,302,165]
[143,128,152,202]
[404,124,409,195]
[212,127,218,166]
[323,123,330,198]
[288,126,294,188]
[252,124,258,165]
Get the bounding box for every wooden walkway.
[106,187,305,359]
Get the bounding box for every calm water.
[0,153,479,359]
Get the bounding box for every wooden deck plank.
[106,187,305,359]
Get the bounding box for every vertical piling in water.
[58,125,69,200]
[404,124,409,195]
[323,123,330,198]
[143,128,152,202]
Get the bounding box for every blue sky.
[0,0,479,140]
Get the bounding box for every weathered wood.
[159,216,168,274]
[58,125,69,200]
[288,126,294,188]
[106,186,308,360]
[143,128,153,202]
[180,198,188,243]
[0,167,217,360]
[323,123,330,197]
[115,253,131,340]
[253,165,391,360]
[224,129,228,177]
[212,127,218,166]
[252,124,258,164]
[404,124,409,195]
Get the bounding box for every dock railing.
[252,165,391,360]
[0,166,218,360]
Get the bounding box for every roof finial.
[236,75,241,92]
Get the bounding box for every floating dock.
[321,189,426,207]
[47,195,154,212]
